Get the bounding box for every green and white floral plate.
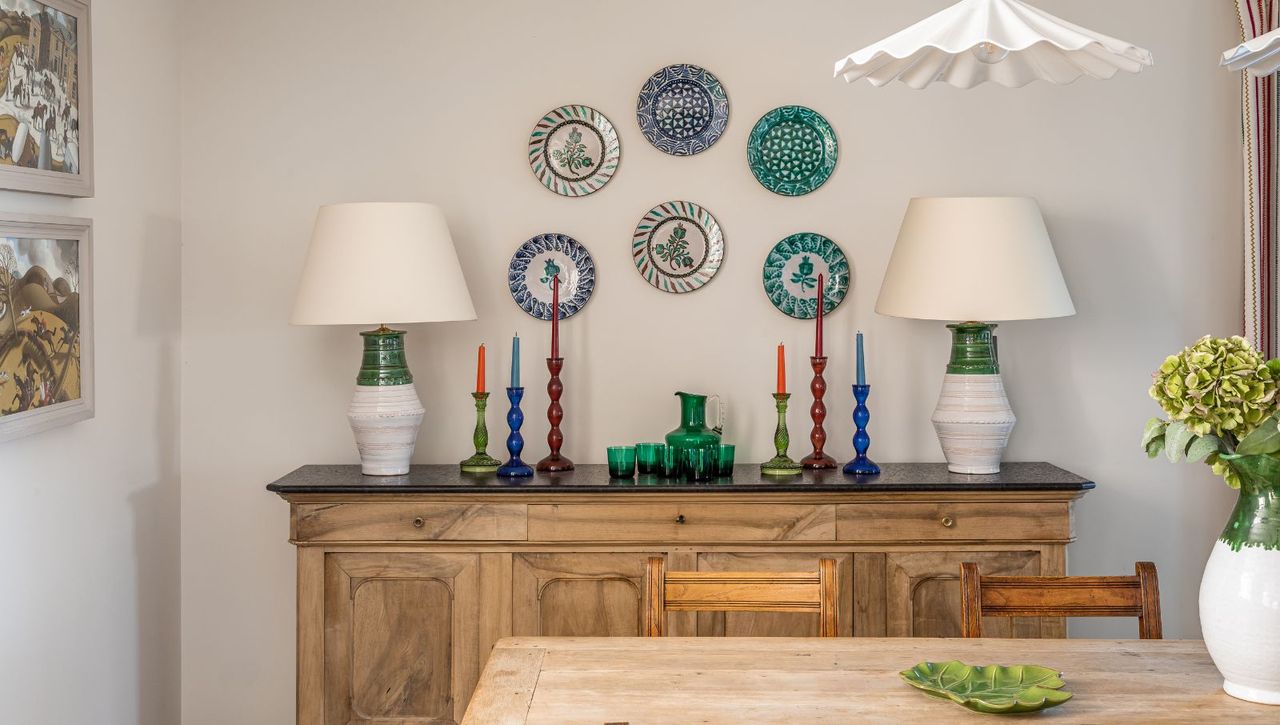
[747,105,838,196]
[528,105,620,197]
[762,233,849,319]
[632,200,724,294]
[900,661,1074,715]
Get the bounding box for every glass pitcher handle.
[710,394,725,435]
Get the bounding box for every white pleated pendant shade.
[1222,26,1280,77]
[833,0,1153,89]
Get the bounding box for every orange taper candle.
[776,342,786,394]
[476,343,485,393]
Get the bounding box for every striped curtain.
[1240,0,1280,356]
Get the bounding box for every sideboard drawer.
[836,502,1071,542]
[527,504,835,542]
[293,503,528,542]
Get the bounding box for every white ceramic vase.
[347,382,424,476]
[931,373,1016,474]
[1199,539,1280,704]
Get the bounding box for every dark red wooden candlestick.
[536,356,574,472]
[802,355,837,469]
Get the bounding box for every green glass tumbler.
[606,446,636,478]
[715,444,736,478]
[681,445,715,482]
[636,442,665,475]
[659,445,681,478]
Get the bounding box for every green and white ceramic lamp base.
[348,328,424,477]
[931,322,1015,475]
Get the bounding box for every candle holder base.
[535,454,575,473]
[800,453,839,469]
[498,386,534,479]
[761,455,804,476]
[461,456,503,474]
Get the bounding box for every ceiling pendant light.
[1222,26,1280,77]
[833,0,1154,90]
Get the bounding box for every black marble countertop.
[266,462,1094,495]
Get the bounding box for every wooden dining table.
[462,636,1276,723]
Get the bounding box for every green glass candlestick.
[460,391,502,473]
[762,393,803,476]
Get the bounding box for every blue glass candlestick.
[843,384,880,476]
[498,386,534,478]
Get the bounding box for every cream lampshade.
[291,202,476,476]
[876,197,1074,473]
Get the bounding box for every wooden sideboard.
[267,463,1093,725]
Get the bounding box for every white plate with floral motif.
[528,105,620,197]
[631,201,724,294]
[508,233,595,320]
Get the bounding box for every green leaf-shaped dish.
[900,661,1074,714]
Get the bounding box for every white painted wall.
[180,0,1242,721]
[0,0,181,723]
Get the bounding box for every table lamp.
[876,197,1074,474]
[291,202,476,476]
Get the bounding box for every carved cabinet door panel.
[855,550,1046,638]
[324,552,482,725]
[511,553,657,637]
[692,552,854,637]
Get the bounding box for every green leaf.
[1186,434,1223,463]
[1218,453,1280,491]
[1237,415,1280,455]
[1142,418,1167,448]
[1164,421,1195,462]
[899,661,1072,714]
[1146,436,1165,459]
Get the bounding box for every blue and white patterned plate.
[508,233,596,320]
[637,64,729,156]
[762,233,850,319]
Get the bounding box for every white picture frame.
[0,211,92,442]
[0,0,92,197]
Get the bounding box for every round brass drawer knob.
[412,517,425,528]
[940,516,955,528]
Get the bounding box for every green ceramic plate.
[900,661,1074,714]
[762,232,849,319]
[747,105,837,196]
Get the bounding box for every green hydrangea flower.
[1148,335,1279,440]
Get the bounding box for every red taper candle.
[815,273,825,357]
[551,274,560,359]
[776,342,786,394]
[476,343,485,393]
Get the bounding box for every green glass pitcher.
[666,392,724,455]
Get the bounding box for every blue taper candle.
[511,333,521,388]
[856,331,866,386]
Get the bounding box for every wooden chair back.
[960,561,1162,639]
[644,556,838,637]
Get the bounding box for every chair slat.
[960,561,1162,639]
[645,556,838,637]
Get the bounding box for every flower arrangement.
[1143,335,1280,489]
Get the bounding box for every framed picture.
[0,0,91,197]
[0,212,91,442]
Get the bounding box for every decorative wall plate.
[508,233,596,320]
[747,105,838,196]
[637,64,730,156]
[631,201,725,294]
[900,661,1074,714]
[528,105,620,197]
[762,233,850,319]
